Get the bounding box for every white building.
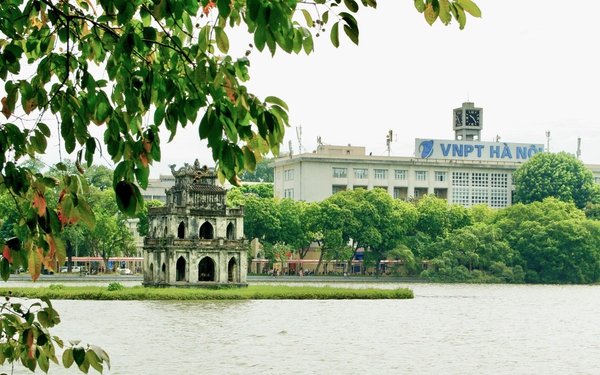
[272,102,600,207]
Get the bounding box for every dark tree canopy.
[513,152,599,209]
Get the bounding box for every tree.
[513,152,599,209]
[136,199,164,237]
[362,189,418,277]
[415,195,450,239]
[492,198,600,283]
[239,157,274,182]
[0,0,480,371]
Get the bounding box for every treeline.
[231,186,600,284]
[0,160,140,271]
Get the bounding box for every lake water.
[3,282,600,375]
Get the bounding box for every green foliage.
[0,296,110,373]
[48,284,65,291]
[513,152,599,209]
[239,157,274,182]
[226,183,274,207]
[414,0,482,29]
[1,285,413,300]
[107,282,124,291]
[136,199,164,237]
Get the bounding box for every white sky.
[22,1,600,177]
[153,0,600,177]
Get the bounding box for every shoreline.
[3,274,425,284]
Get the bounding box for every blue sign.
[415,139,544,162]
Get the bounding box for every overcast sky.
[29,1,600,177]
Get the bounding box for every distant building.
[272,102,600,207]
[141,174,176,204]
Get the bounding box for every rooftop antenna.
[545,131,551,152]
[386,130,395,156]
[288,140,293,158]
[577,137,581,159]
[495,135,501,142]
[296,125,302,154]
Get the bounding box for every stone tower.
[142,160,247,287]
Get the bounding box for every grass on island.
[0,283,413,300]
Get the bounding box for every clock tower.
[453,101,483,141]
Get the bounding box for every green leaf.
[254,26,267,52]
[37,122,51,137]
[424,3,438,25]
[38,352,50,373]
[456,0,481,17]
[1,257,10,281]
[414,0,425,13]
[452,3,466,29]
[247,0,260,21]
[63,348,74,368]
[214,27,230,54]
[85,137,96,167]
[242,146,257,172]
[154,104,166,125]
[343,24,359,45]
[77,198,97,228]
[439,0,452,25]
[301,9,314,27]
[264,96,289,111]
[217,0,232,18]
[330,22,340,48]
[343,0,359,12]
[86,349,103,373]
[134,166,150,190]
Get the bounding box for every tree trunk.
[315,245,325,275]
[66,240,74,271]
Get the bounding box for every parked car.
[60,266,68,273]
[119,268,132,275]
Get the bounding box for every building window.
[354,168,368,179]
[415,171,427,181]
[414,189,420,198]
[595,177,600,184]
[333,168,347,178]
[490,189,509,208]
[472,172,489,187]
[284,188,294,198]
[491,173,509,188]
[434,171,447,182]
[452,187,470,206]
[452,172,470,187]
[471,188,489,205]
[395,170,407,180]
[332,185,347,194]
[374,169,387,180]
[284,169,294,180]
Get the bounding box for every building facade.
[272,102,600,206]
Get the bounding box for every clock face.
[465,110,480,126]
[454,110,463,127]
